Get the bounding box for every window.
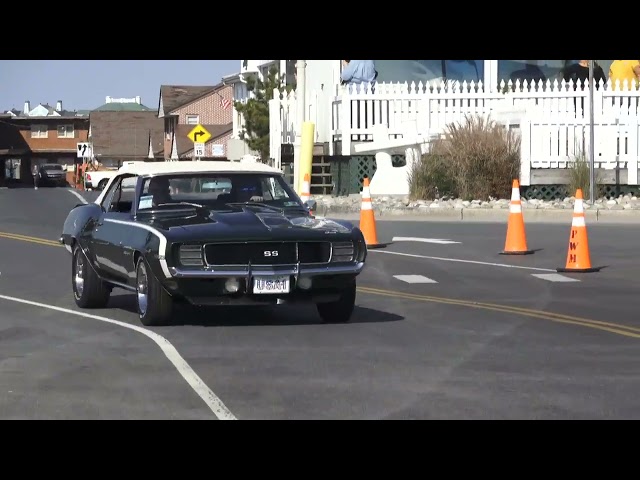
[101,175,138,213]
[375,60,484,85]
[31,124,48,138]
[57,124,75,138]
[497,60,615,86]
[138,173,300,211]
[186,115,199,125]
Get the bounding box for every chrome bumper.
[168,262,365,278]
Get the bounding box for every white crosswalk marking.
[393,275,438,284]
[531,273,580,283]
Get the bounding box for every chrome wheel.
[137,261,148,316]
[74,250,85,299]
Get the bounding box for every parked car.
[38,163,67,187]
[60,161,368,326]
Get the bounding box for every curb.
[317,205,640,223]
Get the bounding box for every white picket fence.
[269,78,640,185]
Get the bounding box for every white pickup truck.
[84,170,118,190]
[84,162,143,190]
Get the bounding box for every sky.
[0,60,241,112]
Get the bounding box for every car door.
[91,175,136,282]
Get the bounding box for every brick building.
[157,83,233,160]
[0,100,89,184]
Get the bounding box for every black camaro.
[60,161,368,326]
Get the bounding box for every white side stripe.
[103,218,171,278]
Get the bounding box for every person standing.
[562,60,607,115]
[609,60,640,90]
[340,60,377,92]
[32,163,39,190]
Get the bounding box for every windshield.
[137,173,304,211]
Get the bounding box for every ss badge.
[263,250,279,257]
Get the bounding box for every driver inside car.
[232,178,264,203]
[148,177,172,206]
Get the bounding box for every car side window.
[100,177,122,211]
[101,175,137,213]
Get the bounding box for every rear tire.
[136,256,173,326]
[72,245,111,308]
[316,280,356,324]
[97,179,108,190]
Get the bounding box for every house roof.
[159,83,226,116]
[90,111,164,158]
[0,119,30,155]
[175,123,232,156]
[92,102,154,112]
[8,115,89,121]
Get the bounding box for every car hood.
[140,208,355,242]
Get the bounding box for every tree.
[234,65,295,164]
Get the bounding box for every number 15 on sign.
[194,142,205,157]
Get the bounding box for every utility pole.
[588,60,596,203]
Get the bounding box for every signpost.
[194,142,205,158]
[76,142,92,191]
[77,142,92,159]
[187,124,211,161]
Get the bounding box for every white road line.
[393,274,438,284]
[392,236,461,245]
[67,189,88,204]
[531,273,580,283]
[0,293,237,420]
[370,249,556,272]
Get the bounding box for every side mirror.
[304,199,317,213]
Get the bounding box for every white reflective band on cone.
[361,201,373,210]
[509,204,522,213]
[572,216,586,227]
[362,186,371,198]
[574,199,584,213]
[511,188,520,201]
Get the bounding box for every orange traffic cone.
[359,177,386,249]
[500,179,534,255]
[557,189,601,273]
[300,172,311,204]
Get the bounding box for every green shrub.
[407,144,456,200]
[567,149,603,200]
[408,115,521,201]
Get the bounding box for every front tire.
[316,280,357,324]
[72,245,110,308]
[136,256,173,326]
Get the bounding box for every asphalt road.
[0,185,639,419]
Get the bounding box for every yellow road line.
[357,286,640,339]
[1,229,636,339]
[0,231,62,247]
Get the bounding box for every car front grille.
[201,241,339,266]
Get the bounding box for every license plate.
[253,275,290,294]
